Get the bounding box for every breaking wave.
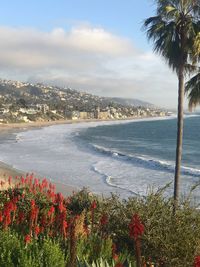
[91,164,139,196]
[91,144,200,178]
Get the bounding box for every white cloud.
[0,24,179,108]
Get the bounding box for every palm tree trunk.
[173,64,185,213]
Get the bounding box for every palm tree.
[185,72,200,109]
[185,33,200,109]
[143,0,200,211]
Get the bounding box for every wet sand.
[0,119,81,195]
[0,116,157,195]
[0,118,116,132]
[0,160,78,195]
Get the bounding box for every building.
[19,108,37,115]
[0,108,9,114]
[36,104,49,114]
[65,111,80,120]
[95,107,110,119]
[79,112,88,119]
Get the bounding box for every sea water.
[0,116,200,200]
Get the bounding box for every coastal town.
[0,79,168,124]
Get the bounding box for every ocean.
[0,115,200,200]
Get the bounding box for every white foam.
[0,115,199,199]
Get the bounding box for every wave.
[91,164,139,196]
[91,144,200,178]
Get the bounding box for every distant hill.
[0,79,156,110]
[108,97,156,108]
[0,78,167,123]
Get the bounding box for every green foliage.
[40,238,65,267]
[1,176,200,266]
[0,230,65,267]
[77,233,113,264]
[67,188,94,215]
[97,191,200,267]
[77,258,111,267]
[77,257,136,267]
[185,72,200,110]
[77,257,116,267]
[0,230,22,267]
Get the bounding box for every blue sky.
[0,0,154,48]
[0,1,179,108]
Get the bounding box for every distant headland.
[0,78,170,124]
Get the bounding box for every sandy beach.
[0,160,78,195]
[0,119,86,195]
[0,117,138,195]
[0,118,119,132]
[0,115,168,197]
[0,160,78,196]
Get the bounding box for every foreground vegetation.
[0,175,200,267]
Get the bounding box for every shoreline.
[0,161,78,196]
[0,115,171,132]
[0,115,174,196]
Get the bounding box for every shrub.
[40,238,65,267]
[1,174,200,266]
[0,230,65,267]
[77,233,113,264]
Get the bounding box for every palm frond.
[143,0,200,74]
[184,64,198,74]
[185,72,200,110]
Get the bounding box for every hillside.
[0,79,167,123]
[108,97,156,108]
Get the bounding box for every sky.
[0,0,183,108]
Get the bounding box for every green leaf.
[165,5,176,13]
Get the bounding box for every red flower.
[56,193,65,212]
[194,256,200,267]
[40,226,44,233]
[41,215,47,227]
[34,225,40,236]
[21,177,25,184]
[59,202,65,213]
[30,199,35,207]
[30,205,39,222]
[24,234,31,244]
[114,263,124,267]
[113,254,119,261]
[17,211,25,224]
[42,178,48,189]
[34,178,39,187]
[99,213,108,226]
[48,206,55,217]
[90,200,97,210]
[2,200,17,228]
[129,214,144,240]
[62,220,68,238]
